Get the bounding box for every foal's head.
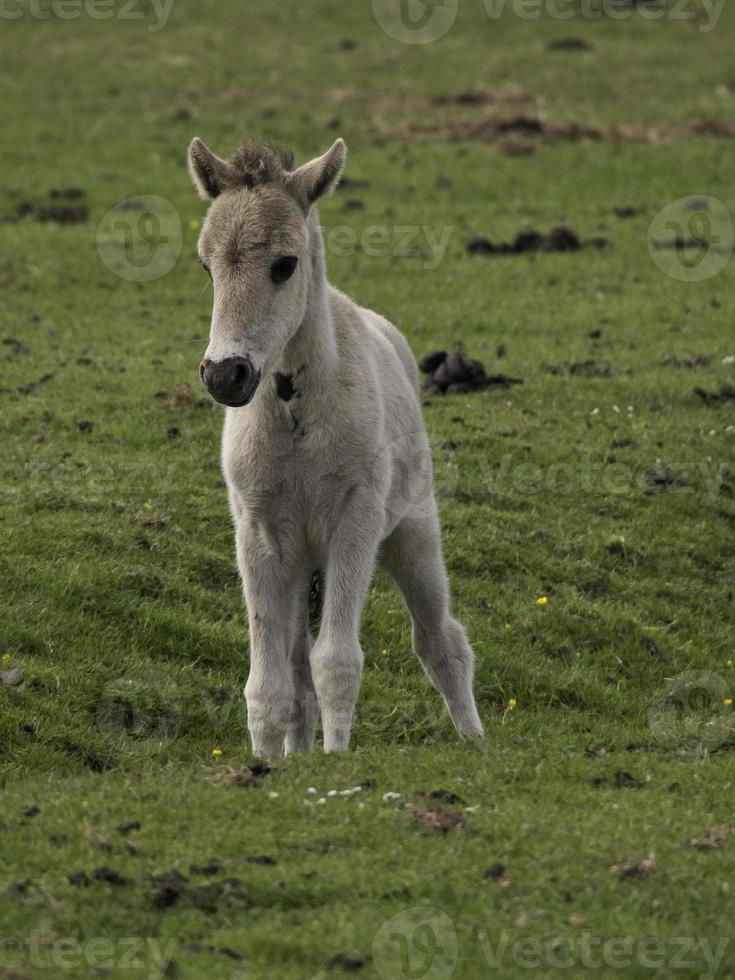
[188,137,346,407]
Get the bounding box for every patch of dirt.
[432,90,508,107]
[496,134,537,156]
[548,37,591,51]
[21,804,39,818]
[50,187,85,200]
[67,871,90,887]
[419,350,523,396]
[408,800,465,835]
[468,227,607,256]
[543,360,612,378]
[116,820,141,834]
[387,106,735,152]
[246,854,276,865]
[205,762,273,789]
[662,354,710,369]
[427,789,466,805]
[613,206,642,219]
[336,175,371,192]
[640,636,660,658]
[86,826,113,851]
[92,867,129,886]
[484,862,505,880]
[169,382,194,406]
[610,854,657,880]
[131,511,167,528]
[614,770,647,789]
[187,943,244,962]
[695,384,735,406]
[192,877,253,913]
[150,868,188,908]
[643,469,687,495]
[190,858,223,876]
[4,879,32,896]
[2,337,30,356]
[326,952,365,972]
[686,828,728,850]
[17,201,88,224]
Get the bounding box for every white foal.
[188,136,484,755]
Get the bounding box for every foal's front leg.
[236,518,305,757]
[311,495,381,752]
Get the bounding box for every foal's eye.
[270,255,298,284]
[200,259,212,280]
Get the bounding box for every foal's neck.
[277,207,337,377]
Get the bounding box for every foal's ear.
[187,137,232,200]
[287,139,347,210]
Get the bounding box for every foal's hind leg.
[285,572,323,753]
[284,611,319,754]
[380,515,484,739]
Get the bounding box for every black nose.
[199,356,261,407]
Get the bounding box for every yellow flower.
[504,623,512,631]
[725,699,733,707]
[727,660,733,669]
[189,219,200,231]
[536,596,548,607]
[211,747,223,758]
[508,698,517,710]
[1,654,11,665]
[381,648,389,657]
[142,501,153,511]
[575,651,582,658]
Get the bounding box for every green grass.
[2,1,735,977]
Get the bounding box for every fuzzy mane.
[227,141,295,189]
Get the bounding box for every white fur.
[190,140,484,754]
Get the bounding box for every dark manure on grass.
[420,350,522,396]
[467,227,607,256]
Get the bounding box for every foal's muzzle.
[199,356,261,407]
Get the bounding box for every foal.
[188,136,483,755]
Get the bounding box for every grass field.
[2,1,735,977]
